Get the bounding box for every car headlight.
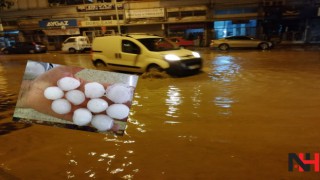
[165,54,181,61]
[192,52,200,58]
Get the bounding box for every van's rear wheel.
[147,64,163,73]
[69,48,76,53]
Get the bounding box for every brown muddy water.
[0,48,320,179]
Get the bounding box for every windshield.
[137,38,179,51]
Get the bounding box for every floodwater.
[1,47,320,179]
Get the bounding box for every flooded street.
[1,47,320,179]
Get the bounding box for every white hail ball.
[84,82,105,98]
[105,83,133,103]
[51,99,71,114]
[57,77,81,91]
[44,86,64,100]
[66,90,86,105]
[91,115,114,131]
[73,108,93,126]
[106,104,130,120]
[87,98,108,113]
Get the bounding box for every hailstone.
[44,86,64,100]
[51,99,71,114]
[73,108,92,126]
[84,82,105,98]
[66,90,86,105]
[106,104,130,120]
[57,77,81,91]
[87,98,108,113]
[91,115,114,131]
[105,83,133,103]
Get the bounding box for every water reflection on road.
[1,48,320,179]
[165,85,182,118]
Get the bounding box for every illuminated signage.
[39,19,78,28]
[80,20,124,27]
[125,8,165,19]
[77,3,123,12]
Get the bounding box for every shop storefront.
[39,19,80,50]
[213,19,257,39]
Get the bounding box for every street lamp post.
[114,1,121,34]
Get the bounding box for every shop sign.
[39,19,78,28]
[125,8,165,19]
[77,3,123,12]
[80,20,123,27]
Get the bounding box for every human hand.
[17,65,121,132]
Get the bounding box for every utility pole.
[114,1,121,34]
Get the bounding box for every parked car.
[91,34,203,76]
[168,37,194,47]
[210,36,272,51]
[62,36,91,53]
[1,42,47,54]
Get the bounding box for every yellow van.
[91,34,202,76]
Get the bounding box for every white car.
[62,36,91,53]
[210,36,273,51]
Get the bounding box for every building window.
[97,0,112,2]
[48,0,94,6]
[90,16,100,21]
[168,12,179,18]
[215,7,257,15]
[168,10,207,19]
[181,11,193,17]
[101,16,112,20]
[194,10,206,16]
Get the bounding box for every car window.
[122,40,140,54]
[138,38,179,51]
[170,38,178,42]
[239,36,251,40]
[65,38,75,43]
[226,37,235,40]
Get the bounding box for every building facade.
[0,0,320,50]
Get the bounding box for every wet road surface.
[0,47,320,179]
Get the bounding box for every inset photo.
[13,60,139,135]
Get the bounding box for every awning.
[42,28,80,36]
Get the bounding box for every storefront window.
[214,20,257,39]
